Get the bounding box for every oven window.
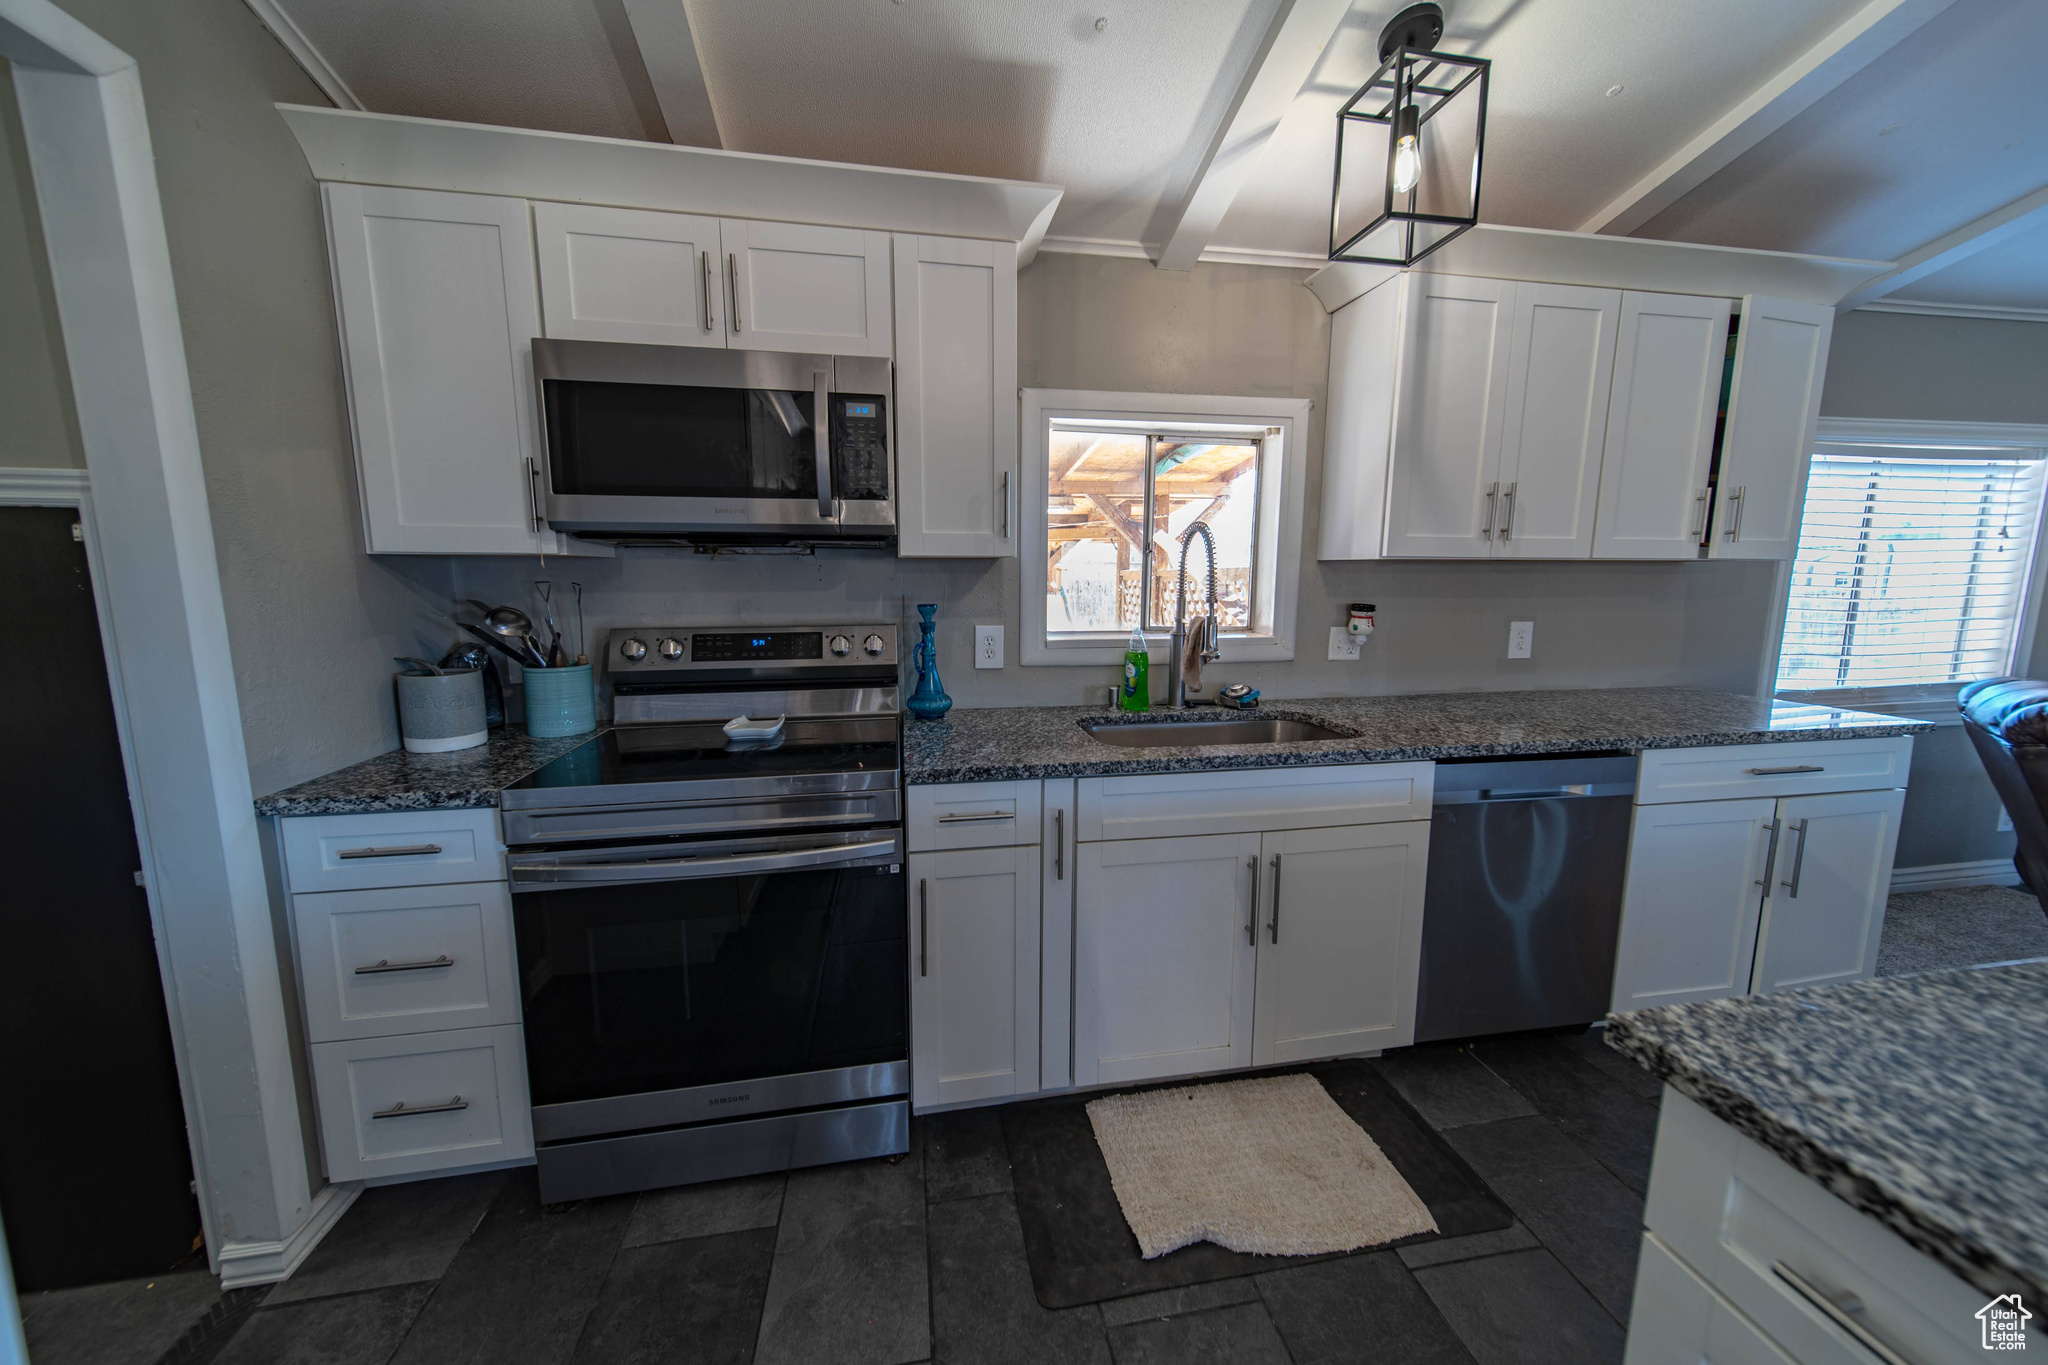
[513,864,906,1107]
[544,379,820,499]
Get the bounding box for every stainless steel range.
[501,623,906,1203]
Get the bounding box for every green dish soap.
[1119,627,1150,712]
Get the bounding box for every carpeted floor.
[1877,883,2048,976]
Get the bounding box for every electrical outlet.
[974,624,1003,669]
[1328,627,1361,661]
[1507,620,1534,659]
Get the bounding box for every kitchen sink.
[1082,716,1348,748]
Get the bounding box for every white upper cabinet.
[324,184,595,556]
[1381,274,1516,558]
[533,202,724,347]
[1494,283,1619,560]
[893,234,1018,558]
[723,219,892,357]
[1710,294,1835,560]
[1593,291,1732,559]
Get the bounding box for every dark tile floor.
[21,1030,1661,1365]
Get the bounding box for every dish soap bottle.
[1119,627,1150,713]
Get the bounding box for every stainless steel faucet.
[1171,522,1222,708]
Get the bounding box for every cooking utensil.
[468,602,549,667]
[458,621,545,669]
[394,656,445,676]
[535,581,564,664]
[571,582,586,665]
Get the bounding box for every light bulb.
[1392,135,1421,194]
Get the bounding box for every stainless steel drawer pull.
[336,844,443,860]
[1268,854,1282,944]
[1746,764,1824,776]
[936,811,1014,824]
[372,1096,467,1119]
[918,878,929,977]
[1782,818,1809,898]
[1770,1262,1915,1365]
[355,955,454,975]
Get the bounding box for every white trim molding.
[1890,859,2024,894]
[237,0,361,110]
[1037,234,1327,271]
[1857,298,2048,325]
[1020,389,1310,669]
[217,1182,361,1289]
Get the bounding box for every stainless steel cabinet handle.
[701,250,714,331]
[1480,481,1498,539]
[1746,764,1824,776]
[728,253,741,332]
[1691,490,1708,538]
[918,878,929,977]
[814,370,833,519]
[936,811,1014,824]
[525,457,543,533]
[1782,818,1809,897]
[1054,809,1064,881]
[373,1096,467,1120]
[1268,854,1282,944]
[1001,471,1011,539]
[1754,819,1781,891]
[1724,484,1746,541]
[1245,856,1258,945]
[1500,482,1517,541]
[513,837,898,886]
[355,954,454,975]
[337,844,443,860]
[1770,1262,1915,1365]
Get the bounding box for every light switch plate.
[974,624,1003,669]
[1508,621,1534,659]
[1328,627,1361,661]
[2000,807,2015,832]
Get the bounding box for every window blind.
[1777,450,2048,691]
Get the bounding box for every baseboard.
[1890,859,2024,894]
[215,1180,362,1288]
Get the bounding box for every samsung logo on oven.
[708,1093,751,1107]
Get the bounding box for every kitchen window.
[1020,390,1308,665]
[1774,421,2048,716]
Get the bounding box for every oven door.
[533,339,893,539]
[508,828,906,1142]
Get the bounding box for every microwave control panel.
[831,395,890,500]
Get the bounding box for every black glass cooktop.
[508,716,899,793]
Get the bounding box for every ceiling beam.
[619,0,721,148]
[1577,0,1960,236]
[1837,183,2048,313]
[1154,0,1354,272]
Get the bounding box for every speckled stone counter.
[254,727,605,817]
[902,687,1931,784]
[1607,963,2048,1304]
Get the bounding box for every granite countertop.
[902,686,1932,784]
[1607,963,2048,1305]
[253,727,606,817]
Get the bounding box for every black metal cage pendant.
[1329,19,1490,268]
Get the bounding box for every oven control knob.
[863,633,886,657]
[619,637,647,663]
[658,637,685,661]
[828,634,853,657]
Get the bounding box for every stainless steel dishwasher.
[1415,753,1637,1043]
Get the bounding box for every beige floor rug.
[1085,1073,1439,1259]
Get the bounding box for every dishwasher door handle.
[1479,785,1591,800]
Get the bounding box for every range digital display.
[690,632,823,662]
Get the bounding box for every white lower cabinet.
[311,1025,533,1182]
[908,845,1042,1109]
[1612,799,1777,1011]
[1749,789,1902,994]
[1627,1232,1795,1365]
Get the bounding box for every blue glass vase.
[906,603,953,720]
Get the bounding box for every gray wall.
[1820,307,2041,873]
[0,63,82,469]
[451,253,1785,711]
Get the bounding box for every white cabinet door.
[1750,788,1902,995]
[1383,274,1515,558]
[532,202,724,347]
[722,219,892,357]
[325,184,589,555]
[909,847,1041,1109]
[1317,278,1403,560]
[893,234,1018,558]
[1074,833,1260,1086]
[1495,282,1618,560]
[1041,778,1077,1092]
[1594,292,1731,559]
[1711,295,1834,561]
[1250,821,1429,1065]
[1612,798,1777,1012]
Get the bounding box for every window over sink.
[1021,390,1308,666]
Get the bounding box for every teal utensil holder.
[523,664,597,737]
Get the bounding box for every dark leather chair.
[1959,678,2048,900]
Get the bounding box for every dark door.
[0,505,200,1290]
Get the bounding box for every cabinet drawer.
[295,882,520,1043]
[1075,763,1433,842]
[1635,738,1910,805]
[907,781,1043,851]
[1625,1232,1793,1365]
[311,1025,533,1182]
[282,808,505,892]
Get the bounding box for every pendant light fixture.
[1329,2,1490,267]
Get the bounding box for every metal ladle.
[465,599,549,667]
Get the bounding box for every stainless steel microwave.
[532,338,893,545]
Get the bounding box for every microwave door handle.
[814,370,833,520]
[511,837,899,887]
